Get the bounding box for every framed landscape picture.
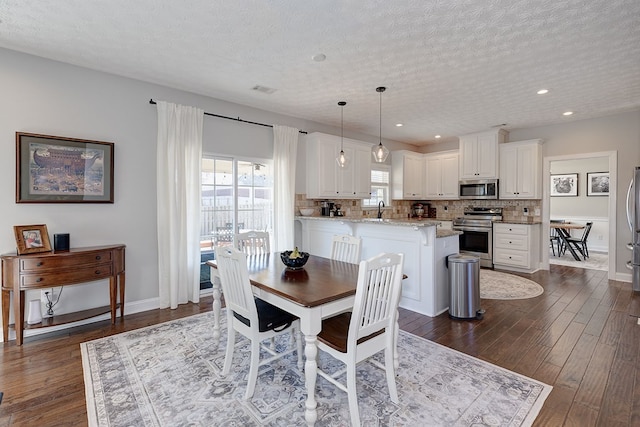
[550,173,578,197]
[587,172,609,196]
[16,132,114,203]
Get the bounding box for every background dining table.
[550,222,586,261]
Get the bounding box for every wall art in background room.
[16,132,114,203]
[550,173,578,197]
[13,224,52,255]
[587,172,610,196]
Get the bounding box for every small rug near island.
[81,311,551,426]
[480,269,544,300]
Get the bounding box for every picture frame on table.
[16,132,114,203]
[550,173,578,197]
[587,172,609,196]
[14,224,52,255]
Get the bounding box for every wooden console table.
[1,244,126,345]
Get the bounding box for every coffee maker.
[321,201,335,216]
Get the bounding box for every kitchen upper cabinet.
[459,129,508,179]
[391,150,424,199]
[424,151,459,199]
[305,132,372,199]
[499,139,543,199]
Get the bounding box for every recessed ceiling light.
[563,111,573,116]
[312,53,326,62]
[251,85,276,94]
[537,89,549,95]
[435,135,441,139]
[395,123,403,127]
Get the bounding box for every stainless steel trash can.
[447,254,483,320]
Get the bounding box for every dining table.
[550,222,586,261]
[207,252,387,426]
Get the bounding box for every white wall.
[0,48,416,336]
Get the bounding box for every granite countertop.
[295,216,440,227]
[495,220,542,225]
[436,229,462,238]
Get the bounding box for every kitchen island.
[295,216,460,317]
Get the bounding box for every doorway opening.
[542,151,617,278]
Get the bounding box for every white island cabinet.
[295,217,459,317]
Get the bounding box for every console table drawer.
[20,264,113,288]
[20,251,113,271]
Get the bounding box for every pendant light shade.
[372,86,390,163]
[336,101,349,168]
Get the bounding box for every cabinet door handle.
[36,277,43,282]
[37,262,43,266]
[95,270,101,275]
[96,255,101,260]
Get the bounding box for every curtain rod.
[149,99,307,134]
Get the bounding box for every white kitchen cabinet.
[305,132,372,199]
[424,150,459,199]
[493,223,540,273]
[459,129,508,179]
[391,150,424,199]
[499,139,543,199]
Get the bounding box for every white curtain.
[273,125,299,251]
[156,101,204,309]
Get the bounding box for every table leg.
[14,290,25,345]
[119,272,126,318]
[303,334,319,426]
[210,268,222,346]
[2,289,10,343]
[109,276,117,323]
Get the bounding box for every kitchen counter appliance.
[453,207,503,268]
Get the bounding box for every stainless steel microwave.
[459,179,499,199]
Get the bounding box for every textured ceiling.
[1,0,639,145]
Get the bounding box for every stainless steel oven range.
[452,207,503,268]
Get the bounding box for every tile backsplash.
[295,194,541,223]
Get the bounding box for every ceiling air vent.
[251,85,276,94]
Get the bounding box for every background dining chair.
[315,252,404,427]
[564,222,593,259]
[214,246,302,400]
[549,220,565,257]
[330,234,362,264]
[235,231,270,255]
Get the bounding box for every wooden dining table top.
[550,222,585,230]
[207,253,359,308]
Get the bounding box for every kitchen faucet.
[377,201,385,218]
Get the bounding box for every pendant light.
[336,101,349,168]
[372,86,390,163]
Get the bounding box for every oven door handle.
[453,226,492,233]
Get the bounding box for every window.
[199,156,273,288]
[363,165,390,207]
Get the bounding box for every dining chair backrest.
[235,231,270,255]
[214,246,257,323]
[581,222,594,242]
[350,252,404,348]
[330,234,362,264]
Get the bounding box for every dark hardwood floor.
[1,264,639,426]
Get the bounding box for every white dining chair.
[330,234,362,264]
[316,252,404,426]
[235,231,270,255]
[214,246,302,400]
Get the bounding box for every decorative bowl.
[280,251,310,269]
[299,208,315,216]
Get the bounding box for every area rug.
[480,269,544,300]
[81,311,552,426]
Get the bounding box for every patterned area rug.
[480,269,544,300]
[81,311,552,426]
